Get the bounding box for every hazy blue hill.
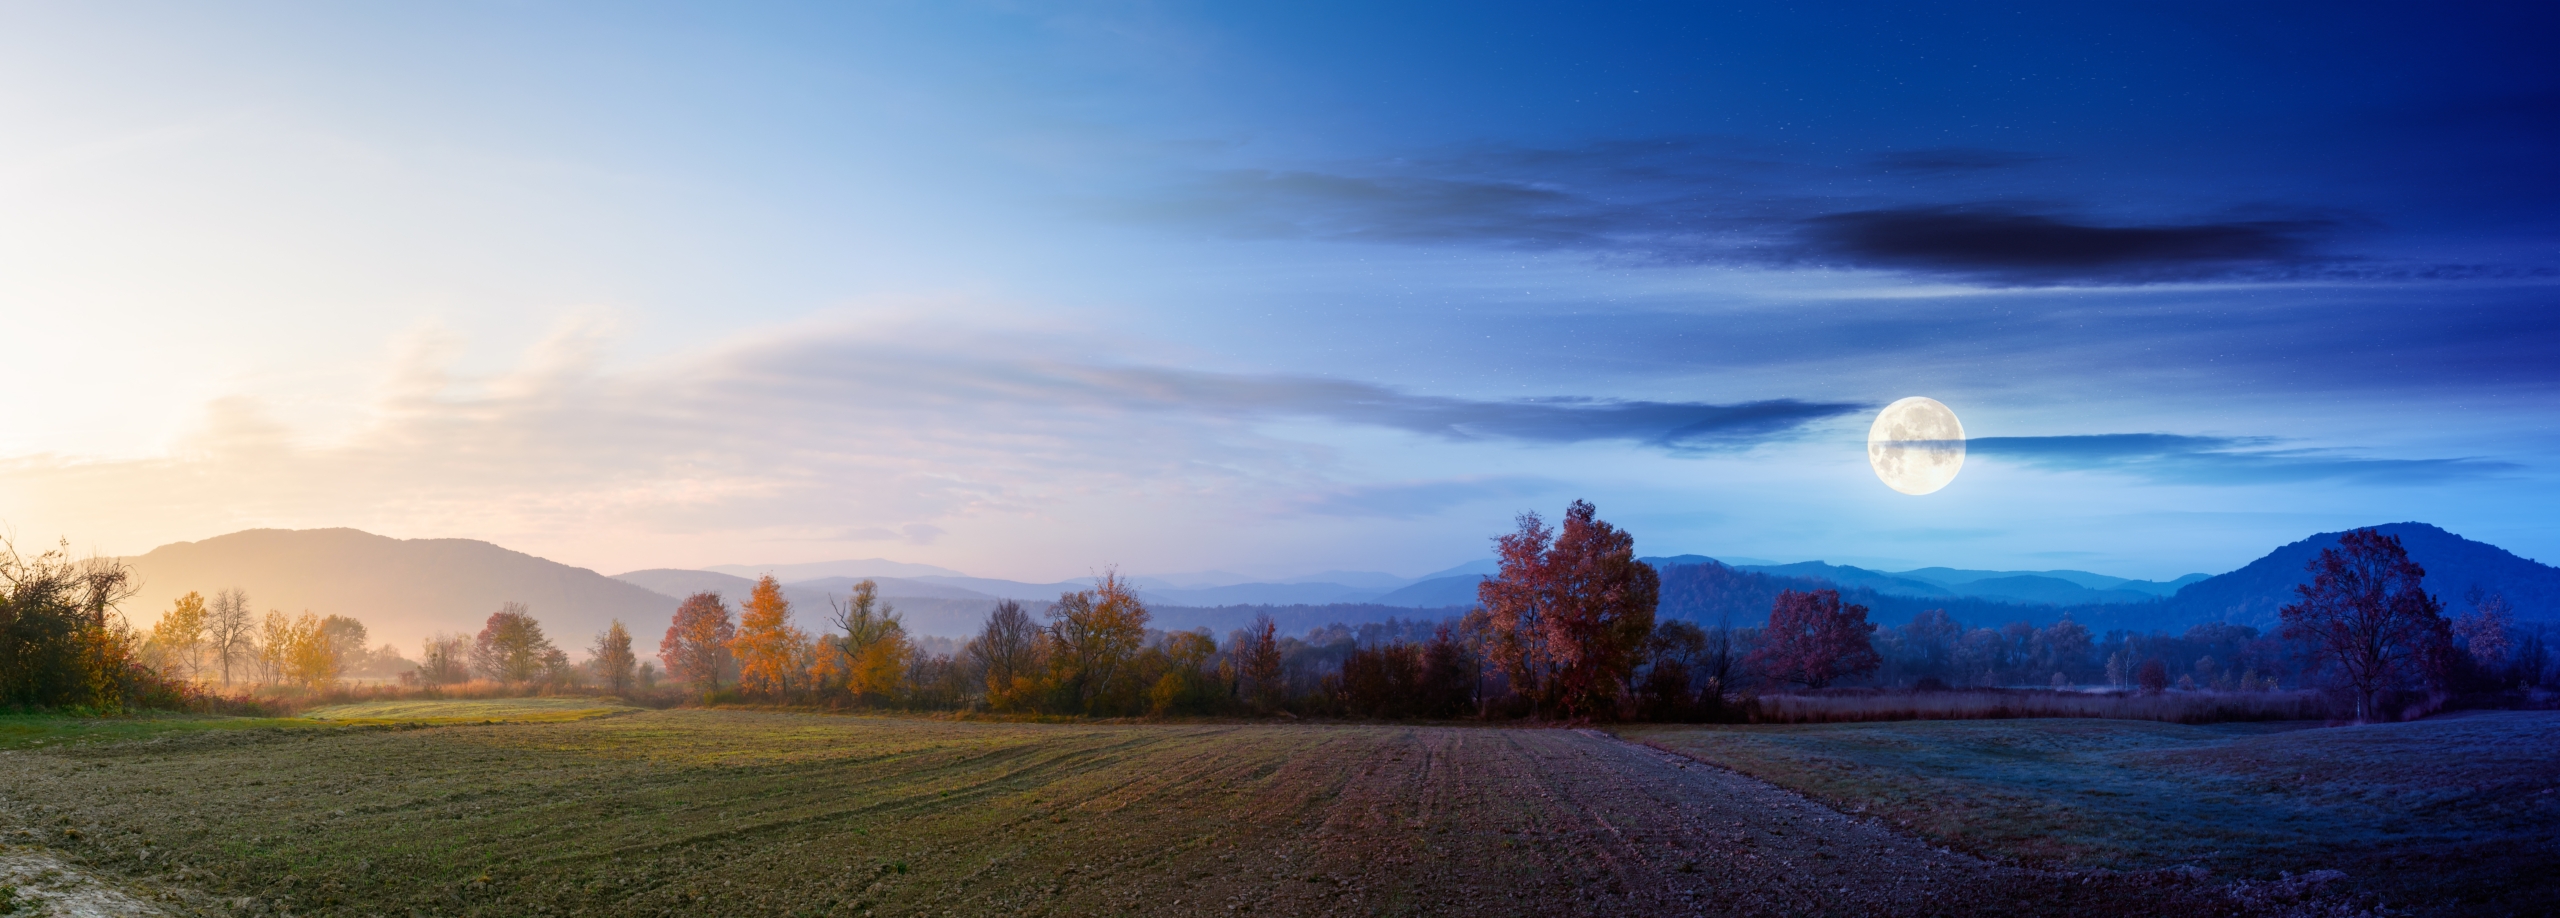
[125,529,675,653]
[612,568,758,600]
[2163,522,2560,626]
[1730,561,1957,598]
[1941,575,2168,606]
[706,558,969,581]
[1371,575,1488,607]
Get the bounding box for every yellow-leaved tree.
[147,591,209,682]
[729,575,809,697]
[285,612,341,688]
[825,580,911,705]
[1048,571,1150,714]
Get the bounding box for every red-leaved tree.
[660,591,736,694]
[1478,500,1659,718]
[2280,528,2451,722]
[1745,589,1881,689]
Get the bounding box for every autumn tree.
[968,598,1042,708]
[1147,630,1223,716]
[0,539,149,711]
[472,603,559,685]
[592,620,638,695]
[1478,501,1660,718]
[825,579,910,703]
[284,612,345,687]
[1745,589,1881,689]
[2280,528,2453,722]
[1047,571,1150,713]
[205,587,255,685]
[2454,590,2514,668]
[660,591,736,694]
[730,575,810,698]
[146,592,209,681]
[256,610,294,684]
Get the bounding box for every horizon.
[5,3,2555,586]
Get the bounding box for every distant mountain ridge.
[2156,522,2558,627]
[122,529,675,653]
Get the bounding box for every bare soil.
[0,711,2326,917]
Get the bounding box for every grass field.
[0,710,2252,918]
[1625,711,2560,912]
[298,697,640,724]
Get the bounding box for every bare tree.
[968,599,1041,698]
[206,588,255,685]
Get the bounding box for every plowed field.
[0,711,2278,917]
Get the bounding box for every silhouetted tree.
[661,591,736,694]
[1746,589,1881,689]
[2136,657,2169,693]
[1479,500,1660,718]
[0,540,150,711]
[2280,528,2452,722]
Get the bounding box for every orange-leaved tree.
[1048,570,1150,714]
[146,591,208,682]
[824,579,910,704]
[660,591,736,694]
[730,575,810,698]
[1478,500,1659,718]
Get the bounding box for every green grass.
[1625,711,2560,900]
[0,712,319,750]
[298,697,639,724]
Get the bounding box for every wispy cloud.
[1967,434,2518,485]
[1798,208,2332,284]
[1,321,1850,556]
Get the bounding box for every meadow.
[0,708,2259,918]
[1626,711,2560,913]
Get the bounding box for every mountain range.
[114,522,2554,663]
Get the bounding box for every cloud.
[1105,136,2519,285]
[1280,476,1560,519]
[0,322,1849,557]
[1966,434,2518,485]
[1797,208,2332,284]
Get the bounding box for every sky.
[2,1,2555,583]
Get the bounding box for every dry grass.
[1748,688,2326,724]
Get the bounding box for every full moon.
[1867,397,1966,495]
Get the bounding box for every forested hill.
[2157,522,2558,627]
[1651,562,2145,631]
[1653,522,2557,634]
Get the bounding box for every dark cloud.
[1110,136,2400,285]
[1798,208,2333,283]
[1967,434,2518,485]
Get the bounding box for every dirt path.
[0,715,2323,917]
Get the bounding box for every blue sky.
[2,2,2553,581]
